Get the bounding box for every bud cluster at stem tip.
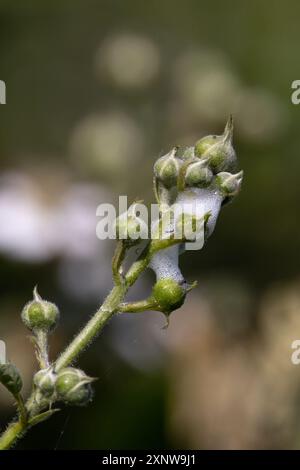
[148,116,243,321]
[33,366,95,406]
[153,115,243,207]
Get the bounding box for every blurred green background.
[1,0,300,449]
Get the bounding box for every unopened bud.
[55,367,94,406]
[215,170,243,197]
[184,159,213,188]
[152,278,186,314]
[34,367,56,398]
[194,116,237,173]
[21,287,59,332]
[154,148,182,189]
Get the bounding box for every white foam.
[149,245,184,282]
[175,187,223,238]
[149,187,223,280]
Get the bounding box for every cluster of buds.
[114,117,243,321]
[33,366,94,406]
[21,288,95,407]
[150,116,243,318]
[154,115,242,204]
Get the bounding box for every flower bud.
[21,287,59,332]
[154,147,182,189]
[184,159,213,188]
[55,367,94,406]
[115,203,147,245]
[34,367,56,398]
[215,170,243,198]
[152,278,186,314]
[194,115,237,173]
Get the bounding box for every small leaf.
[28,409,60,427]
[0,362,23,395]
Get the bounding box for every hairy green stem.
[112,241,126,285]
[16,393,27,426]
[0,419,28,450]
[54,283,127,372]
[119,298,159,313]
[55,239,168,372]
[35,330,49,369]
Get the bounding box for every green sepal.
[28,409,60,428]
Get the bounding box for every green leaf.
[0,362,23,395]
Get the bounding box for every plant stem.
[16,393,27,426]
[119,298,159,313]
[112,241,126,285]
[0,420,26,450]
[35,330,49,369]
[125,241,152,286]
[54,283,127,372]
[55,238,171,372]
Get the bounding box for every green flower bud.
[154,147,182,189]
[184,159,213,188]
[215,170,243,198]
[21,287,59,332]
[115,202,147,245]
[55,367,94,406]
[34,367,56,398]
[194,115,237,173]
[152,278,186,314]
